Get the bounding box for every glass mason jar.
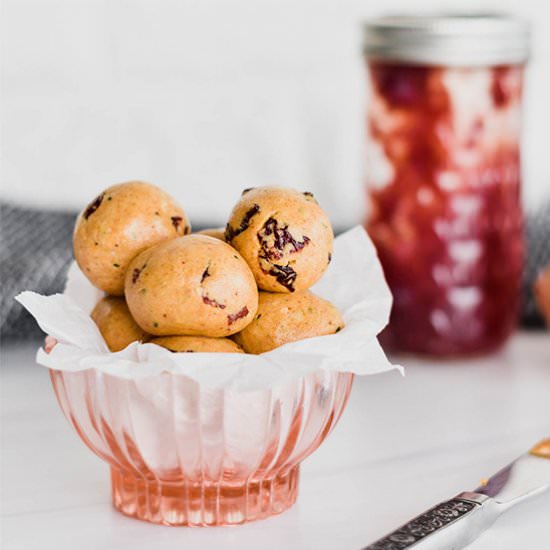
[363,15,530,356]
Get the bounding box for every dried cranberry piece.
[227,306,249,325]
[225,204,261,241]
[257,218,310,261]
[171,216,188,235]
[83,193,104,219]
[202,295,226,309]
[266,262,297,292]
[131,262,147,284]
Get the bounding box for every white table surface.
[1,332,550,550]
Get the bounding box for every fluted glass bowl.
[50,368,353,526]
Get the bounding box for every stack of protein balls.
[73,182,344,355]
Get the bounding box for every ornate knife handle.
[363,498,480,550]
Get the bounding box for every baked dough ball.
[197,227,225,241]
[535,264,550,326]
[233,291,344,354]
[125,234,258,337]
[91,296,150,352]
[74,181,190,295]
[150,335,244,353]
[225,187,333,293]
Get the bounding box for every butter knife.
[363,439,550,550]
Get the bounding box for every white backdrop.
[1,0,549,227]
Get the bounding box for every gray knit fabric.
[1,200,548,339]
[1,203,75,339]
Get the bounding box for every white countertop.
[1,332,550,550]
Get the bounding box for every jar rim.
[363,13,530,66]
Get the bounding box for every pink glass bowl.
[50,368,353,526]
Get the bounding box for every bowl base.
[111,465,300,526]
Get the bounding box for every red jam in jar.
[363,15,530,356]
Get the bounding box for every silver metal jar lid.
[363,14,530,66]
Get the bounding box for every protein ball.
[534,264,550,326]
[233,291,344,354]
[73,181,190,295]
[197,227,225,241]
[150,335,244,353]
[225,186,333,292]
[125,234,258,337]
[91,296,150,352]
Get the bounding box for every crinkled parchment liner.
[16,226,402,391]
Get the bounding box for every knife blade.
[362,439,550,550]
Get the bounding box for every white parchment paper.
[16,226,402,390]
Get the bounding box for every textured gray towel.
[1,203,76,339]
[1,201,548,339]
